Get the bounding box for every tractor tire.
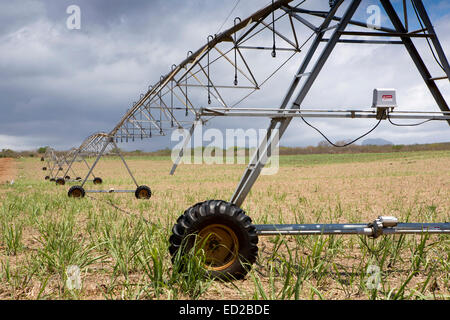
[135,185,152,199]
[56,178,66,186]
[93,177,103,185]
[169,200,258,280]
[45,176,50,180]
[65,176,71,180]
[68,186,85,198]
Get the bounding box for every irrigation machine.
[41,148,75,182]
[64,0,449,279]
[64,132,152,199]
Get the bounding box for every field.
[0,150,449,300]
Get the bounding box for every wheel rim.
[138,189,149,199]
[197,224,239,271]
[71,189,82,198]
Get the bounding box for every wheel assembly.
[42,167,47,171]
[93,177,103,185]
[169,200,258,280]
[45,176,50,180]
[65,176,71,180]
[68,186,86,198]
[56,178,66,186]
[135,185,152,199]
[49,178,55,182]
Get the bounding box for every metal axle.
[255,216,450,237]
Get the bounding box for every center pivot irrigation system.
[58,0,449,279]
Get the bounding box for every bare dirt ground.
[0,158,16,184]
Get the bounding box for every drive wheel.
[169,200,258,280]
[42,167,47,171]
[68,186,85,198]
[65,176,71,180]
[93,177,103,185]
[45,176,50,180]
[135,185,151,199]
[56,178,66,186]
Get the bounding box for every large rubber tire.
[93,177,103,185]
[56,178,66,186]
[68,186,85,198]
[135,185,152,199]
[169,200,258,280]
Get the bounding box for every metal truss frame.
[63,132,151,199]
[64,0,449,235]
[227,0,450,209]
[41,148,78,182]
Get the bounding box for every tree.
[37,146,48,154]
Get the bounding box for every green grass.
[87,149,450,167]
[0,151,448,300]
[279,150,450,167]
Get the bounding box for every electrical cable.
[387,111,433,127]
[86,194,154,225]
[296,104,384,147]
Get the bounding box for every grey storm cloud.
[0,0,449,151]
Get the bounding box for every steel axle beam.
[255,216,450,237]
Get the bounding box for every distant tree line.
[1,142,449,159]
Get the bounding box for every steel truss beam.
[62,0,449,204]
[229,0,450,208]
[62,132,149,197]
[70,0,328,187]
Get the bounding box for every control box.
[372,88,397,109]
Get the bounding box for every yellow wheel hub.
[197,224,239,271]
[71,189,82,198]
[139,189,148,198]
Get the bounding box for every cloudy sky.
[0,0,449,151]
